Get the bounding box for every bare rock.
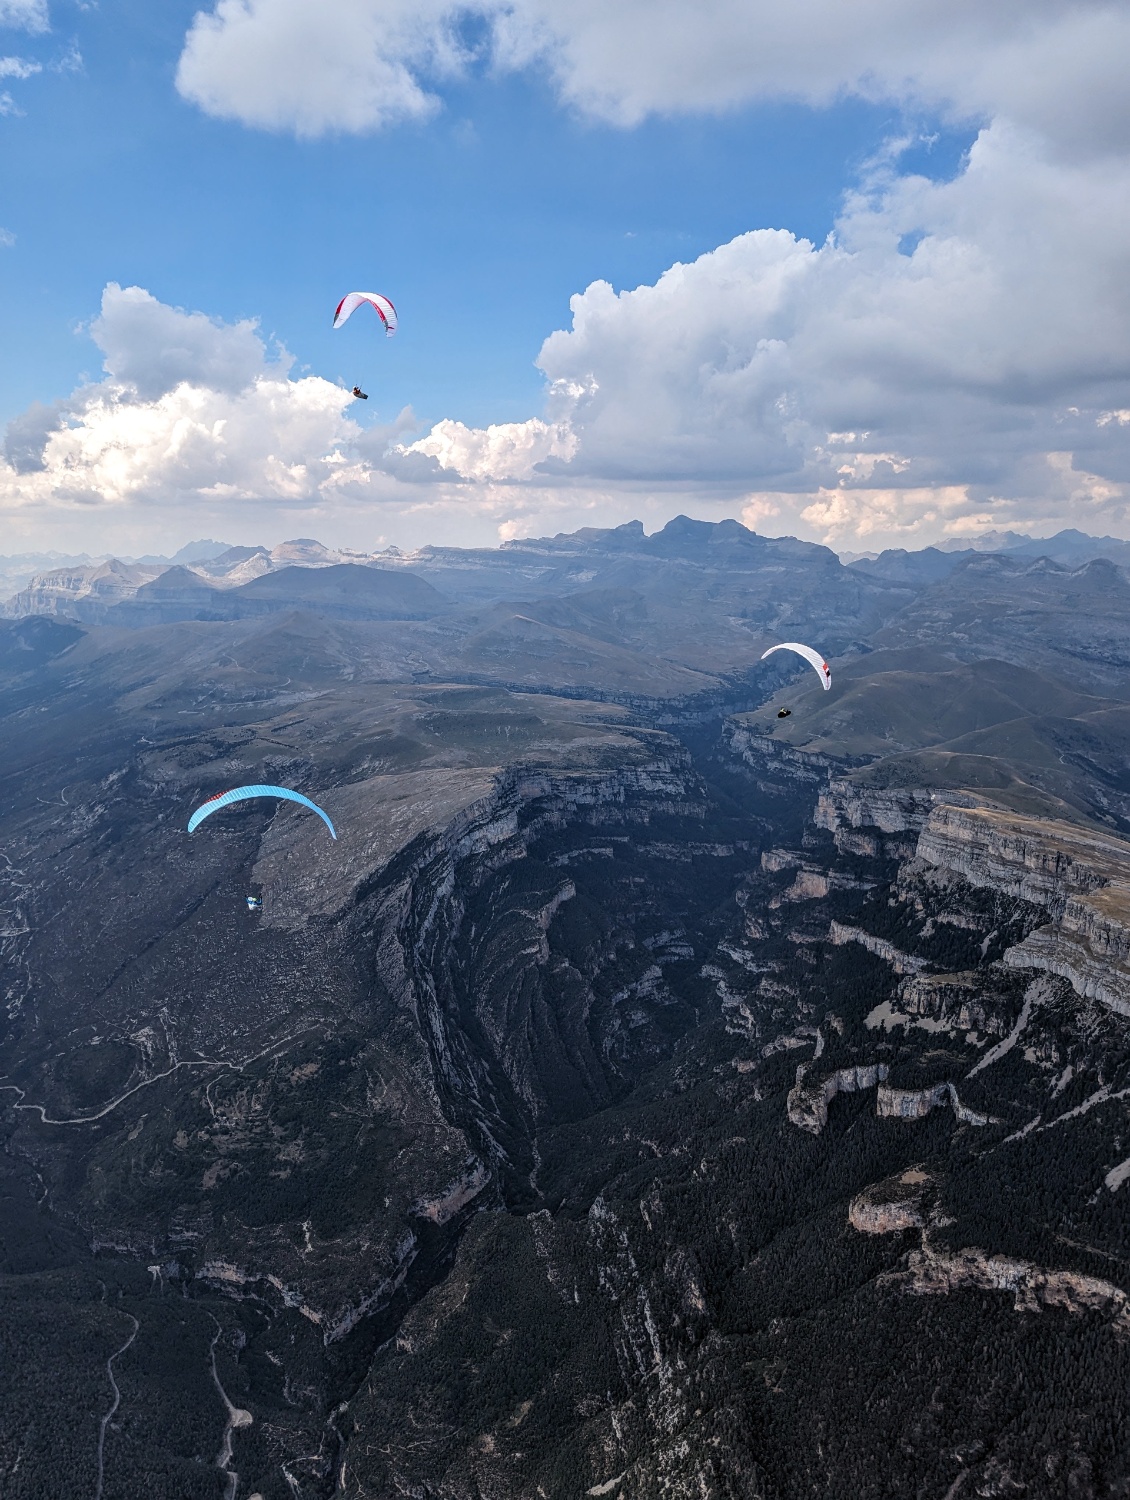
[828,921,927,974]
[893,1241,1130,1332]
[787,1061,889,1133]
[877,1081,992,1125]
[849,1169,932,1234]
[915,804,1130,1016]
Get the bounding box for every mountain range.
[1,517,1128,1499]
[8,521,1130,619]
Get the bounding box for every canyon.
[1,518,1128,1498]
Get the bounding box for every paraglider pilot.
[351,386,368,400]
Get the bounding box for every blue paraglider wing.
[187,785,337,839]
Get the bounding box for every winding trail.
[94,1313,138,1500]
[7,1028,313,1127]
[209,1316,253,1500]
[16,1060,218,1124]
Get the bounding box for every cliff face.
[851,1179,1130,1329]
[815,781,965,838]
[894,1241,1130,1332]
[788,1068,989,1133]
[829,921,927,974]
[725,724,847,787]
[896,971,1007,1038]
[916,805,1130,1016]
[916,804,1112,910]
[818,779,1130,1016]
[348,749,706,1184]
[787,1062,889,1132]
[876,1081,992,1126]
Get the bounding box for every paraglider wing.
[332,291,398,336]
[761,642,832,690]
[187,785,337,839]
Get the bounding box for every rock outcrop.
[816,781,966,838]
[916,805,1130,1016]
[896,970,1007,1037]
[768,865,872,905]
[893,1241,1130,1332]
[790,1068,991,1133]
[828,921,927,974]
[787,1061,889,1133]
[876,1081,992,1126]
[849,1169,932,1234]
[724,725,842,786]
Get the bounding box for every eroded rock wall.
[819,779,1130,1016]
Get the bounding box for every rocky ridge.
[818,779,1130,1016]
[786,1062,889,1132]
[895,1240,1130,1333]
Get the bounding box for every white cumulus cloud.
[404,416,577,480]
[91,283,282,400]
[177,0,468,136]
[175,0,1130,158]
[0,285,427,543]
[402,118,1130,547]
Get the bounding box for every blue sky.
[2,1,1129,555]
[0,0,918,429]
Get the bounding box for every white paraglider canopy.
[760,642,831,690]
[333,292,398,336]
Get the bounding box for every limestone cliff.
[896,970,1007,1038]
[915,805,1130,1016]
[876,1081,992,1126]
[787,1062,889,1133]
[849,1169,932,1234]
[892,1240,1130,1332]
[815,781,967,838]
[818,779,1130,1016]
[828,921,926,974]
[724,724,846,787]
[788,1064,989,1133]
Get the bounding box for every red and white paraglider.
[333,292,398,337]
[761,642,832,690]
[333,292,398,399]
